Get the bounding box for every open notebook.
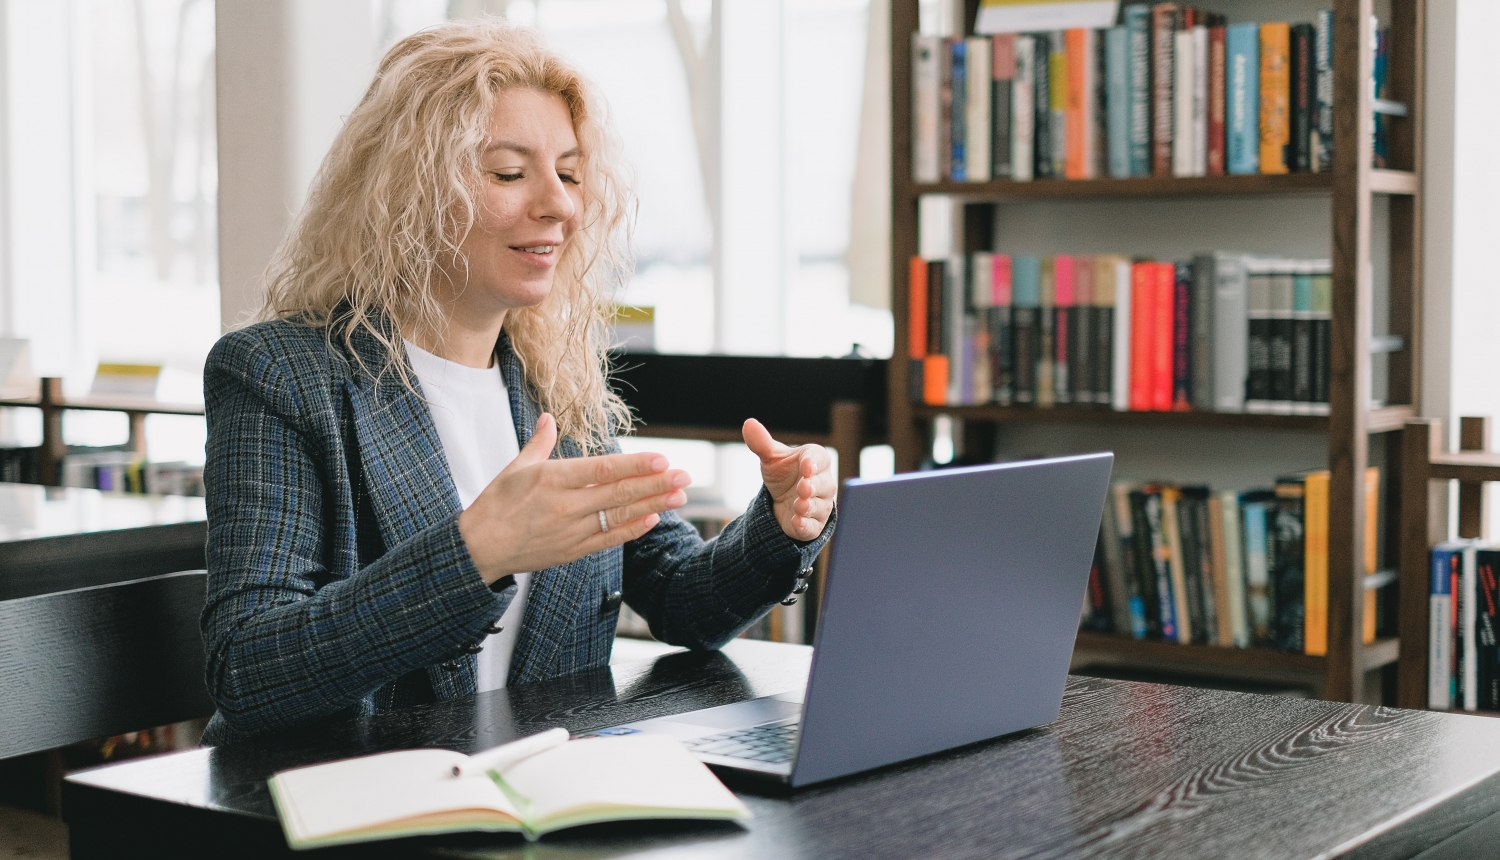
[268,733,751,849]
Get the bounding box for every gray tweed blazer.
[199,318,830,745]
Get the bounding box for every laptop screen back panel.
[789,453,1113,787]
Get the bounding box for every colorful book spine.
[1125,4,1152,176]
[991,35,1015,178]
[1073,254,1095,404]
[1259,22,1291,175]
[1191,24,1209,177]
[1291,263,1314,414]
[1190,254,1215,412]
[1129,262,1154,411]
[1172,28,1195,178]
[1171,261,1192,410]
[1226,22,1260,175]
[1037,256,1056,407]
[1013,36,1035,182]
[1267,264,1294,413]
[1053,255,1074,405]
[1244,261,1272,412]
[1242,491,1275,646]
[1303,470,1330,656]
[1431,541,1462,709]
[965,36,992,182]
[1150,4,1178,176]
[1111,256,1132,410]
[1064,29,1092,179]
[1012,255,1040,405]
[908,256,927,403]
[912,35,943,183]
[1161,486,1193,643]
[990,253,1014,405]
[1207,25,1227,175]
[1033,32,1053,179]
[1271,477,1306,653]
[949,39,968,181]
[1138,487,1178,641]
[1105,26,1131,178]
[1049,31,1068,178]
[1151,261,1175,412]
[1213,252,1249,413]
[1313,10,1333,172]
[946,255,967,403]
[1477,548,1500,710]
[1289,23,1314,174]
[1218,490,1248,647]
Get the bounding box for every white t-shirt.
[404,339,530,693]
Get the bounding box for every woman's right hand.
[457,413,690,584]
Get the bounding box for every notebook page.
[502,735,749,825]
[273,749,521,841]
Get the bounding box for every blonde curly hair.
[262,18,632,451]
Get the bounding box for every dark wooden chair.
[0,569,213,760]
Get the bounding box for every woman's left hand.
[742,418,837,542]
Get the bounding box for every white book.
[947,254,967,404]
[269,734,749,849]
[1012,36,1035,182]
[1219,491,1249,648]
[1172,30,1195,177]
[1212,252,1249,412]
[1110,256,1132,411]
[965,37,992,182]
[1191,25,1208,176]
[971,251,994,308]
[912,34,943,183]
[918,195,956,260]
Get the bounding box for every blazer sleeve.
[199,329,508,738]
[621,479,835,650]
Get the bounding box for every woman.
[199,20,836,745]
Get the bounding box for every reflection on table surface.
[0,482,205,542]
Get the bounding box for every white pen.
[450,727,570,778]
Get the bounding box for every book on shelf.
[910,6,1383,185]
[1429,540,1500,712]
[58,448,204,497]
[1086,469,1388,655]
[268,731,750,849]
[906,241,1332,415]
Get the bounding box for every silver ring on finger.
[598,510,610,533]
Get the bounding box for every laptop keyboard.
[683,721,800,764]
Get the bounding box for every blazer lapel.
[344,326,463,547]
[497,333,595,684]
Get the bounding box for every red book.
[992,254,1013,305]
[909,256,928,360]
[1207,25,1227,175]
[1129,263,1155,411]
[1151,262,1175,411]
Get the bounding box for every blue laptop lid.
[790,452,1113,787]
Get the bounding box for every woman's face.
[441,87,583,320]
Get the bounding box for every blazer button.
[601,590,623,615]
[791,580,810,595]
[463,642,485,655]
[441,661,460,671]
[484,623,504,635]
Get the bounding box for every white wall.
[215,0,379,332]
[1424,0,1500,535]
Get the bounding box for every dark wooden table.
[0,483,208,759]
[61,639,1500,859]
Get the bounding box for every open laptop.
[590,452,1113,788]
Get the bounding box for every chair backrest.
[0,569,212,759]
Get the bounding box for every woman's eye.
[494,171,523,182]
[558,173,580,185]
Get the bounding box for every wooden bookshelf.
[888,0,1425,700]
[0,378,205,485]
[1397,417,1495,710]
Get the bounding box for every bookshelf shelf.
[907,172,1334,201]
[1075,632,1398,684]
[888,0,1425,704]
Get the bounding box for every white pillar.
[1424,0,1500,534]
[0,0,84,377]
[215,0,378,332]
[716,0,789,355]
